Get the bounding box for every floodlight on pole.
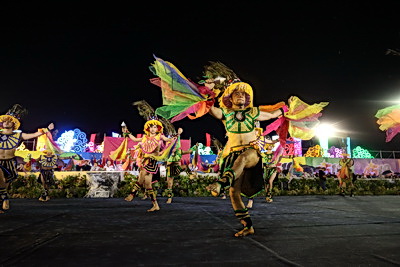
[315,123,336,157]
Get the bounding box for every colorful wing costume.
[150,55,216,122]
[375,104,400,142]
[150,55,329,145]
[263,96,329,145]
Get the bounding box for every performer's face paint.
[231,90,246,107]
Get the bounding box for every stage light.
[315,123,336,138]
[315,123,337,157]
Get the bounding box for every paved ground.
[1,195,399,267]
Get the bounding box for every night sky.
[1,1,400,152]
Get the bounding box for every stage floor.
[1,195,399,266]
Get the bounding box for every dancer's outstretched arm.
[258,109,283,121]
[122,126,143,142]
[161,128,183,142]
[22,123,54,140]
[209,105,223,120]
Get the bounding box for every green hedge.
[115,173,216,198]
[9,174,400,199]
[9,174,89,199]
[272,177,400,196]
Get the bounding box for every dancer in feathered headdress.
[337,153,355,197]
[375,104,400,142]
[0,104,55,213]
[122,117,182,212]
[37,150,58,202]
[150,56,329,237]
[164,132,195,204]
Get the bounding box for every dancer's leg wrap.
[165,189,173,199]
[41,188,49,198]
[221,168,235,187]
[234,208,253,229]
[146,189,157,203]
[267,188,272,197]
[0,188,7,199]
[263,168,275,184]
[0,188,6,211]
[130,183,142,196]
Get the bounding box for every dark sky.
[1,1,400,152]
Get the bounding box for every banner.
[303,157,400,176]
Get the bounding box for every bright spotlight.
[315,123,337,157]
[315,124,336,138]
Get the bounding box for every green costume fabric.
[222,107,260,134]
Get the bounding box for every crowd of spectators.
[16,155,400,179]
[16,158,140,173]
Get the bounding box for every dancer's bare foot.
[147,203,160,212]
[166,198,172,204]
[39,196,45,202]
[246,199,253,209]
[206,182,221,197]
[265,196,273,203]
[141,195,148,200]
[125,194,135,202]
[2,199,9,210]
[234,227,255,237]
[44,196,50,202]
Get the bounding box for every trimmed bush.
[9,174,88,199]
[8,173,400,198]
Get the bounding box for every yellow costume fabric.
[285,96,329,140]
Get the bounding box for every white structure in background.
[57,130,76,152]
[85,172,122,198]
[56,128,88,152]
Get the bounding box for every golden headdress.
[42,150,54,155]
[143,119,164,135]
[0,104,28,130]
[219,82,253,109]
